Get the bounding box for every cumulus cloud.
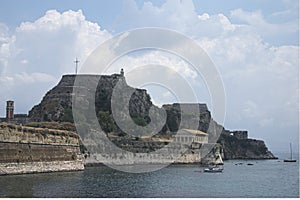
[0,9,111,114]
[230,8,299,45]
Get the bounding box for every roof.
[181,129,208,136]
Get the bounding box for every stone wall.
[84,141,220,165]
[81,129,221,165]
[0,142,80,163]
[0,123,79,145]
[0,160,84,175]
[0,123,84,175]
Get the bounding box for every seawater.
[0,153,299,198]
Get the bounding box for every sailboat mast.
[290,143,293,160]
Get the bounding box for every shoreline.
[0,157,283,176]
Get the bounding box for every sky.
[0,0,299,153]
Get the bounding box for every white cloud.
[259,117,274,127]
[230,8,299,45]
[241,100,261,118]
[20,59,28,64]
[0,9,111,114]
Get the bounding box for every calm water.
[0,154,299,198]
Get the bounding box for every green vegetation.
[43,114,50,122]
[62,108,74,123]
[132,117,147,127]
[97,111,116,133]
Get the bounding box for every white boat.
[204,165,223,173]
[215,153,223,165]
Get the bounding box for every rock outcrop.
[217,133,276,159]
[29,74,152,124]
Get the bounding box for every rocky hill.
[29,74,152,128]
[28,73,277,160]
[217,133,276,159]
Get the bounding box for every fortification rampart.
[0,123,84,175]
[0,123,79,145]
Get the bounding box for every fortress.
[0,71,276,174]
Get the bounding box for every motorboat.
[204,165,223,173]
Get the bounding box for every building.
[6,100,14,119]
[174,129,208,144]
[0,101,30,125]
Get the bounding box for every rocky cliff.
[28,74,276,160]
[29,74,152,125]
[217,133,276,159]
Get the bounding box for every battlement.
[222,129,248,139]
[231,130,248,139]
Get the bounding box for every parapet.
[231,130,248,139]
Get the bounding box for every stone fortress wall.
[0,123,84,175]
[222,129,248,140]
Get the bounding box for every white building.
[173,129,208,144]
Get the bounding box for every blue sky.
[1,0,298,45]
[0,0,299,153]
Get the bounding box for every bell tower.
[6,100,14,119]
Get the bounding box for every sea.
[0,152,299,198]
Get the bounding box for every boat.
[235,162,243,165]
[215,153,224,165]
[283,143,297,162]
[204,165,223,173]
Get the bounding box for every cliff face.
[29,75,74,122]
[29,74,153,125]
[162,103,211,133]
[217,134,276,159]
[28,74,276,160]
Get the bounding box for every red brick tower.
[6,100,14,119]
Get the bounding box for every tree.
[62,108,74,123]
[132,117,147,127]
[97,111,116,133]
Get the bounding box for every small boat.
[235,162,243,165]
[247,163,254,166]
[284,143,297,162]
[215,153,224,165]
[204,165,223,173]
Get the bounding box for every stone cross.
[74,58,80,74]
